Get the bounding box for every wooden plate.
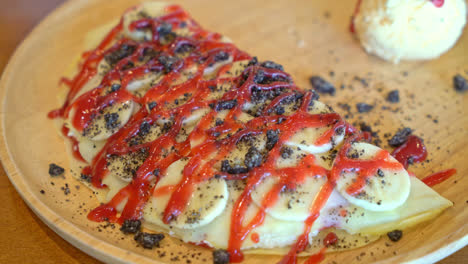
[0,0,467,263]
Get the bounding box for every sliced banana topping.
[218,60,250,79]
[127,72,163,96]
[149,158,229,229]
[340,177,452,235]
[102,172,129,205]
[172,64,199,86]
[71,74,103,102]
[335,142,411,212]
[203,56,233,79]
[68,100,135,141]
[189,110,253,149]
[176,107,211,143]
[285,100,344,154]
[251,174,327,222]
[123,2,169,41]
[144,180,307,250]
[106,148,149,182]
[285,126,345,155]
[204,80,236,101]
[77,137,106,163]
[127,120,164,146]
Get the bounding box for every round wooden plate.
[0,0,467,263]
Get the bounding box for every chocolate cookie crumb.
[148,101,157,110]
[215,99,237,111]
[121,219,141,234]
[388,128,412,147]
[110,83,121,92]
[134,232,165,249]
[40,190,45,194]
[453,74,468,92]
[266,129,280,150]
[244,147,263,169]
[247,56,258,67]
[157,22,172,36]
[387,230,403,242]
[104,113,120,130]
[260,61,283,71]
[386,90,400,103]
[158,55,179,73]
[309,76,336,96]
[153,169,160,177]
[80,173,91,182]
[280,146,293,159]
[49,163,65,177]
[221,160,248,174]
[214,51,229,62]
[61,184,70,195]
[212,249,230,264]
[356,103,373,113]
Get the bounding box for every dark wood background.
[0,0,465,263]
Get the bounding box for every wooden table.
[0,0,465,263]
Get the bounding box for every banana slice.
[77,137,106,163]
[189,110,253,149]
[144,180,307,250]
[71,74,103,102]
[149,158,229,229]
[203,56,233,79]
[172,64,199,86]
[340,177,453,235]
[176,107,211,143]
[218,60,250,78]
[102,172,129,204]
[106,148,149,182]
[285,126,344,154]
[251,174,327,222]
[123,2,169,41]
[126,72,163,95]
[335,142,411,212]
[285,100,344,154]
[68,100,135,141]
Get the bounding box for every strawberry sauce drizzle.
[349,0,362,33]
[422,168,457,187]
[431,0,445,8]
[48,4,425,264]
[391,135,427,169]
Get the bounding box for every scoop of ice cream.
[354,0,467,63]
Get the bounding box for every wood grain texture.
[0,0,466,263]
